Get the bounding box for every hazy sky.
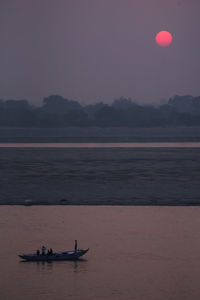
[0,0,200,105]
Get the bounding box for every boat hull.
[19,249,89,261]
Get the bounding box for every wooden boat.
[19,248,89,261]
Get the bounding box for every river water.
[0,144,200,205]
[1,206,200,300]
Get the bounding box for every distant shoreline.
[1,204,200,206]
[1,126,200,143]
[0,142,200,148]
[1,201,200,206]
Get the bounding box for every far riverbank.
[1,126,200,143]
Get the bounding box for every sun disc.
[155,31,173,47]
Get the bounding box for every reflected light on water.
[0,142,200,148]
[1,206,200,300]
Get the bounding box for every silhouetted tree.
[42,95,81,114]
[1,99,35,126]
[112,97,137,110]
[168,95,200,115]
[64,110,90,126]
[94,106,127,126]
[0,94,200,127]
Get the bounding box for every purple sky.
[0,0,200,105]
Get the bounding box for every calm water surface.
[1,206,200,300]
[1,147,200,205]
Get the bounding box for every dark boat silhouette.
[19,248,89,261]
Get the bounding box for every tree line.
[0,94,200,127]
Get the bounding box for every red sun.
[155,31,173,47]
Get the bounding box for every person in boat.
[36,249,40,256]
[41,245,46,255]
[46,248,53,255]
[74,240,77,252]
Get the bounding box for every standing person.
[74,240,77,252]
[41,245,46,255]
